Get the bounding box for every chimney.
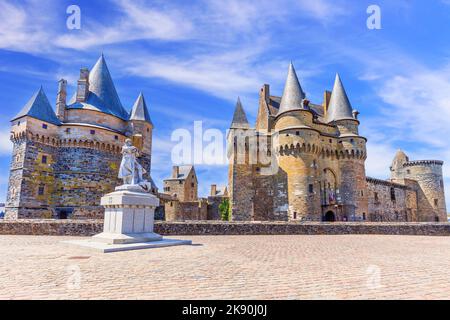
[260,84,270,104]
[76,68,90,102]
[56,79,67,121]
[172,166,179,178]
[323,90,332,117]
[210,184,217,196]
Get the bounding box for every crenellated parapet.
[403,160,444,167]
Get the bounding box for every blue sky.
[1,0,450,205]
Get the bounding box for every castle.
[4,57,447,223]
[5,55,156,219]
[227,63,447,222]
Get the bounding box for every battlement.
[404,160,444,167]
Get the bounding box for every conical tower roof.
[278,62,305,114]
[326,73,354,122]
[392,149,409,167]
[68,54,129,120]
[230,97,250,129]
[130,92,152,125]
[12,87,61,125]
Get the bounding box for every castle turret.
[390,149,409,181]
[6,87,60,219]
[228,97,255,221]
[273,63,322,221]
[56,79,67,121]
[390,150,446,222]
[327,74,367,220]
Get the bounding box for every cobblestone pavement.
[1,235,450,300]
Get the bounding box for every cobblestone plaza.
[1,234,449,300]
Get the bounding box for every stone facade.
[228,64,446,222]
[5,55,156,220]
[162,165,210,221]
[206,185,228,220]
[163,165,198,202]
[366,177,418,222]
[164,199,208,221]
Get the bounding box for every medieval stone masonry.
[5,57,447,223]
[227,63,447,222]
[5,55,156,219]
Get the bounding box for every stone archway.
[324,211,336,222]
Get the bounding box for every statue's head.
[125,138,132,146]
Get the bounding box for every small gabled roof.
[130,93,152,125]
[68,54,130,120]
[165,165,195,181]
[230,97,250,129]
[278,62,306,114]
[326,73,354,122]
[12,87,61,125]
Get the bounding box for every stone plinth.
[64,187,191,252]
[93,189,162,244]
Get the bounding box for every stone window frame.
[90,130,96,135]
[390,187,396,201]
[41,155,48,164]
[37,184,45,196]
[42,123,48,129]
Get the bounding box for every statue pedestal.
[64,187,191,253]
[93,189,162,244]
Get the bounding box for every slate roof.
[165,165,194,181]
[326,74,354,122]
[11,87,61,125]
[230,97,250,129]
[278,62,306,114]
[130,93,152,125]
[68,55,130,120]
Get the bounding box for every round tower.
[402,160,446,222]
[326,74,368,221]
[273,63,322,221]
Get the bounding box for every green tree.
[219,198,230,221]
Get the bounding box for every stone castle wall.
[1,219,449,237]
[165,200,208,221]
[6,137,122,219]
[366,178,417,222]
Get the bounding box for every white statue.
[118,139,152,192]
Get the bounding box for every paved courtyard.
[0,234,449,300]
